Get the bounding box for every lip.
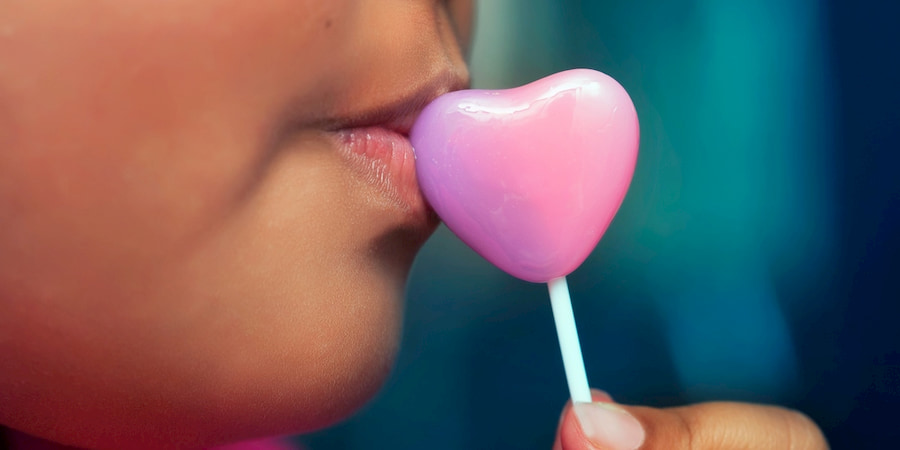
[333,126,430,225]
[325,74,466,230]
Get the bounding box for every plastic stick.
[548,276,592,403]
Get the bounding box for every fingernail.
[591,389,614,403]
[573,402,645,450]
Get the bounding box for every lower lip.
[333,126,437,228]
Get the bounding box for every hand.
[553,390,828,450]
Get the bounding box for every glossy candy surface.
[410,69,639,283]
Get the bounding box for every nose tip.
[433,62,471,98]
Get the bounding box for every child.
[0,1,826,449]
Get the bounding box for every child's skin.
[0,1,827,449]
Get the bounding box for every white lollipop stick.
[548,276,592,404]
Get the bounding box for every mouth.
[324,73,467,230]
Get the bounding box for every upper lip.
[322,70,469,137]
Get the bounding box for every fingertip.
[780,407,831,450]
[558,401,645,450]
[590,389,613,403]
[554,389,626,450]
[557,403,589,450]
[557,389,613,431]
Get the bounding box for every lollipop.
[410,69,639,403]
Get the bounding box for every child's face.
[0,1,471,447]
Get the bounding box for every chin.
[0,271,405,450]
[4,326,400,450]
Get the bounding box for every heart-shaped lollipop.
[411,69,639,404]
[410,69,638,283]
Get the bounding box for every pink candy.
[410,69,639,282]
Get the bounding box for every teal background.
[300,1,899,448]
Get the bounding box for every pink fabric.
[3,428,303,450]
[213,437,301,450]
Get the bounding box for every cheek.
[0,0,404,447]
[0,0,357,303]
[0,0,338,266]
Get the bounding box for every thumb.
[555,398,827,450]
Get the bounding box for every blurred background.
[300,0,899,448]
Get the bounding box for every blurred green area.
[301,1,899,448]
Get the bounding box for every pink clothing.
[3,428,302,450]
[213,437,301,450]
